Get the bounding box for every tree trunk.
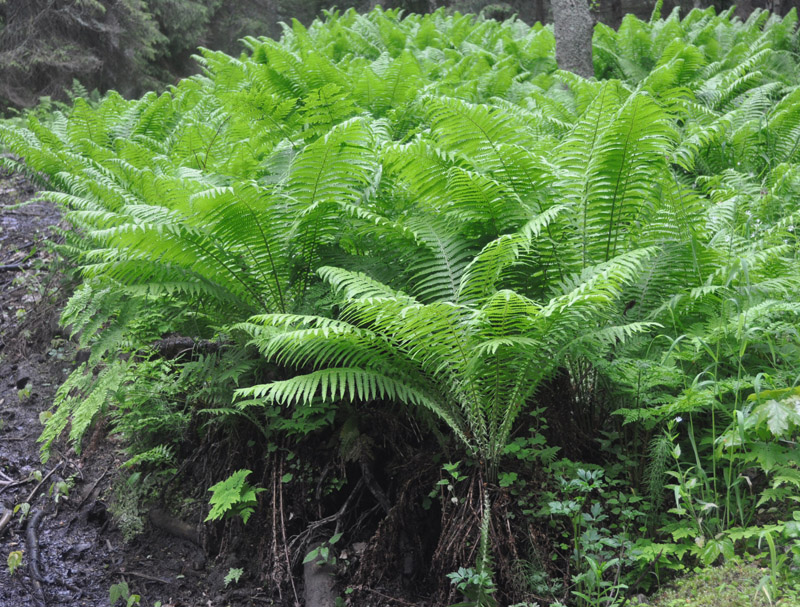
[552,0,595,79]
[736,0,754,20]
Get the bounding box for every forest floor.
[0,168,269,607]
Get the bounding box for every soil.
[0,169,269,607]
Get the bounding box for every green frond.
[457,204,570,304]
[457,234,527,305]
[403,218,476,302]
[571,91,676,265]
[5,8,800,537]
[235,368,471,447]
[287,117,377,208]
[319,266,417,303]
[423,95,535,172]
[546,247,657,319]
[39,361,129,461]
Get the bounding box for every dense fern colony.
[3,4,800,603]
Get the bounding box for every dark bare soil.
[0,169,271,607]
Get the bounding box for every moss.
[642,560,800,607]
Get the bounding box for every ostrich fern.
[236,245,656,468]
[1,7,800,588]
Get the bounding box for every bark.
[736,0,755,19]
[552,0,595,79]
[594,0,624,29]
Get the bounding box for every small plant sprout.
[206,470,264,525]
[304,532,343,566]
[7,550,23,576]
[49,478,73,504]
[109,581,140,607]
[224,567,244,587]
[14,502,30,523]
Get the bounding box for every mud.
[0,169,269,607]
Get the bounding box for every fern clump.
[2,4,800,601]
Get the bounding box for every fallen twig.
[76,466,110,510]
[24,462,63,505]
[0,264,23,271]
[117,570,172,585]
[0,506,12,536]
[0,476,34,494]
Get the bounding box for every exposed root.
[432,473,553,606]
[26,508,47,607]
[288,477,365,563]
[278,457,301,607]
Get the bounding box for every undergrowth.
[2,3,800,605]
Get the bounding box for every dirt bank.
[0,169,269,607]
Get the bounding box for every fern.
[3,7,800,582]
[39,361,129,462]
[206,469,264,525]
[239,246,652,465]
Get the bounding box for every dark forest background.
[0,0,794,112]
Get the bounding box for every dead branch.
[0,506,12,536]
[76,466,110,510]
[151,335,226,360]
[24,463,63,505]
[0,477,35,494]
[25,462,64,504]
[360,459,391,515]
[116,570,172,585]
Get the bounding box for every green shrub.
[2,5,800,601]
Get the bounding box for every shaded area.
[1,0,794,112]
